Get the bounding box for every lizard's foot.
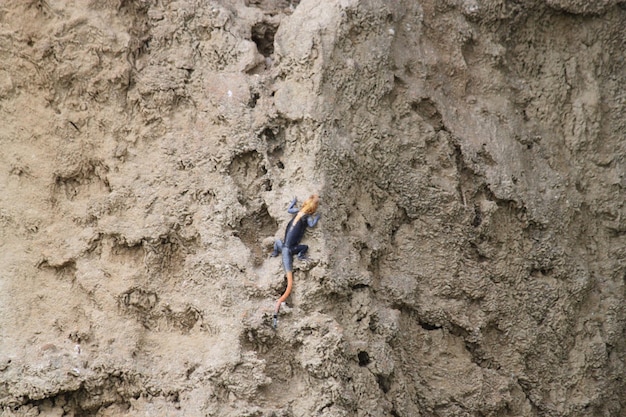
[270,250,279,257]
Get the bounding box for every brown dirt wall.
[0,0,625,416]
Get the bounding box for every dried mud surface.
[1,0,625,416]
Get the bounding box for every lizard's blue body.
[271,196,320,328]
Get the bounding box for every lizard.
[270,194,320,329]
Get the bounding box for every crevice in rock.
[260,125,286,170]
[464,340,500,371]
[245,0,300,14]
[11,370,144,417]
[117,0,152,70]
[248,91,260,108]
[118,287,205,333]
[52,159,111,203]
[410,97,444,131]
[251,21,278,58]
[366,247,382,287]
[418,320,442,331]
[376,374,392,393]
[351,283,370,291]
[229,150,270,203]
[390,205,411,241]
[36,258,77,282]
[141,231,198,277]
[516,376,542,415]
[120,287,159,313]
[234,203,277,266]
[471,204,483,227]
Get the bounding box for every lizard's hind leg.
[295,244,309,260]
[271,239,283,257]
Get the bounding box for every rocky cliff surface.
[1,0,625,416]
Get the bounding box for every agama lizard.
[270,194,320,328]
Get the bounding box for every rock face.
[1,0,625,416]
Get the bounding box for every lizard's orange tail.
[273,271,293,329]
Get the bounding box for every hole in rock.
[418,320,442,331]
[251,22,278,57]
[358,351,370,367]
[260,127,276,141]
[248,91,260,108]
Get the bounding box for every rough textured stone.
[1,0,625,415]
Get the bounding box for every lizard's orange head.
[302,194,320,215]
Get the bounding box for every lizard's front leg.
[287,197,299,214]
[307,214,321,228]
